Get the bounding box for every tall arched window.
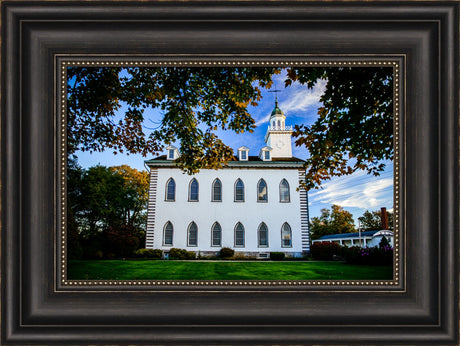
[277,120,281,128]
[281,222,292,247]
[165,178,175,201]
[187,222,198,247]
[258,222,269,247]
[211,222,222,247]
[212,178,222,202]
[279,179,290,202]
[257,179,268,202]
[234,222,245,247]
[234,178,245,202]
[163,221,173,246]
[189,178,199,201]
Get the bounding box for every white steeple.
[264,100,293,158]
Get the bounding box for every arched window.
[163,221,173,246]
[258,222,269,247]
[212,178,222,202]
[234,222,245,247]
[165,178,175,201]
[281,222,292,247]
[211,222,222,247]
[277,120,281,128]
[187,222,198,247]
[189,178,199,201]
[234,178,245,202]
[279,179,290,202]
[257,179,268,202]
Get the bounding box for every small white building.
[144,102,310,258]
[312,230,394,248]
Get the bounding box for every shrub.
[185,251,196,260]
[310,242,342,260]
[270,252,285,261]
[133,248,162,259]
[168,248,196,260]
[379,236,390,248]
[104,224,141,258]
[169,248,187,259]
[342,245,393,265]
[219,247,235,259]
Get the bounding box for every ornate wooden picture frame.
[2,1,458,345]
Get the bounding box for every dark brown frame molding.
[2,1,458,345]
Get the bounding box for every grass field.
[68,260,393,281]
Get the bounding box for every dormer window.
[259,146,272,161]
[264,151,270,160]
[166,146,179,160]
[237,146,249,161]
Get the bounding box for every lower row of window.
[162,221,293,248]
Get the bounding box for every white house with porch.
[312,230,394,248]
[144,102,310,258]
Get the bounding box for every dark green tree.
[309,204,355,240]
[67,66,392,187]
[286,67,393,189]
[67,67,276,174]
[67,160,149,235]
[358,209,394,231]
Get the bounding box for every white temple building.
[144,102,310,258]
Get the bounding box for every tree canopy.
[286,67,393,189]
[358,209,394,231]
[67,157,149,235]
[67,66,393,188]
[309,205,355,240]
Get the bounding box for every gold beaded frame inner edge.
[57,56,403,290]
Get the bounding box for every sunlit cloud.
[309,170,394,209]
[280,79,327,114]
[255,79,326,126]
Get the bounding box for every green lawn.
[68,260,393,281]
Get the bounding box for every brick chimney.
[381,207,388,230]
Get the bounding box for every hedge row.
[310,241,393,266]
[132,248,290,261]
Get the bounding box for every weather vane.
[268,83,281,105]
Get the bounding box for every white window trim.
[234,178,245,202]
[257,178,268,203]
[211,178,222,202]
[234,222,245,248]
[281,222,292,248]
[257,222,269,248]
[279,179,291,203]
[163,221,174,246]
[211,222,222,247]
[165,178,176,202]
[187,221,198,247]
[188,178,199,202]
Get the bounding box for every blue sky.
[75,69,394,224]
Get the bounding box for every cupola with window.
[264,100,293,158]
[237,146,249,161]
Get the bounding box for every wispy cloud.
[255,79,327,126]
[280,79,327,115]
[309,170,394,209]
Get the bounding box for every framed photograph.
[2,1,458,345]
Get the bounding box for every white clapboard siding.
[298,169,310,253]
[145,169,158,249]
